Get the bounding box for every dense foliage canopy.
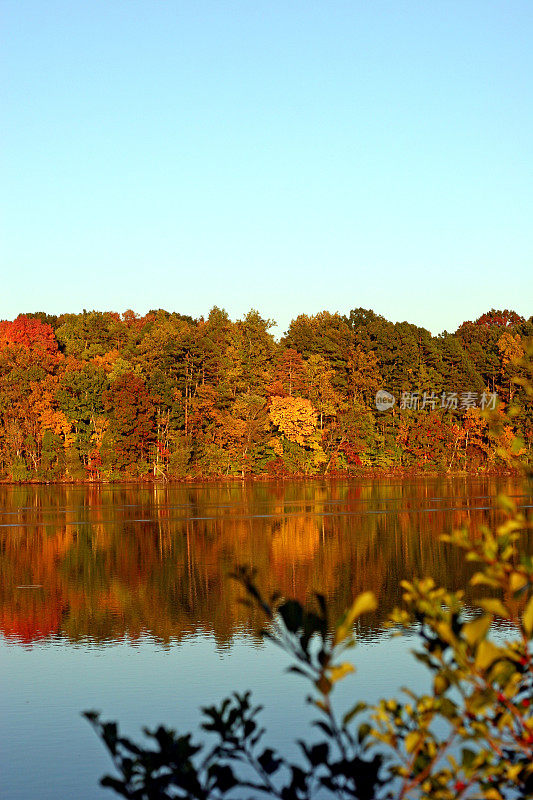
[0,308,531,480]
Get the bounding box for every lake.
[0,477,531,799]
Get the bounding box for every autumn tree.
[269,396,321,453]
[284,312,353,390]
[102,373,155,474]
[396,413,456,469]
[56,362,107,466]
[55,311,127,359]
[272,348,307,397]
[497,331,524,403]
[347,345,382,406]
[0,317,60,478]
[215,394,269,476]
[237,310,276,392]
[304,354,339,430]
[0,314,59,356]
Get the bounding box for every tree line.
[0,307,531,480]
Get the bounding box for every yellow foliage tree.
[29,379,73,445]
[460,407,490,463]
[498,332,525,403]
[498,331,524,366]
[269,396,319,447]
[304,354,339,430]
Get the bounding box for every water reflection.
[0,477,531,648]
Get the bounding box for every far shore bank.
[0,467,523,487]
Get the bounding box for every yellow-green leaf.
[475,640,502,671]
[506,763,524,781]
[433,674,449,695]
[478,599,510,619]
[463,614,491,647]
[470,572,501,589]
[435,621,457,646]
[335,591,377,643]
[329,663,355,683]
[509,571,528,594]
[523,595,533,637]
[497,493,516,514]
[405,731,421,754]
[347,591,377,621]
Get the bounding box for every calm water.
[0,477,531,799]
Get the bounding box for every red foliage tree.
[0,314,59,355]
[103,373,155,469]
[462,309,525,328]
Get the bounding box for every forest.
[0,307,531,481]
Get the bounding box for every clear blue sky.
[2,0,532,336]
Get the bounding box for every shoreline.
[0,467,522,486]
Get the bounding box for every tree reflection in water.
[0,478,530,648]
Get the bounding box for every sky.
[2,0,532,337]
